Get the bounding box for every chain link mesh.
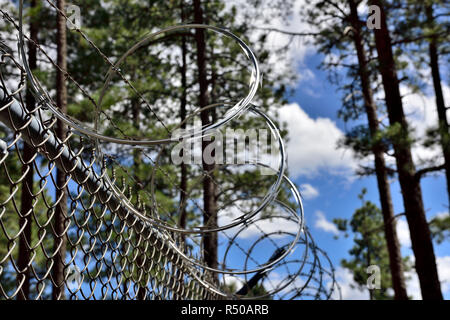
[0,5,340,300]
[0,49,221,300]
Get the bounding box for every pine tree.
[346,0,407,299]
[369,0,442,299]
[334,189,411,300]
[192,0,219,282]
[17,0,40,300]
[1,0,294,297]
[301,0,408,299]
[395,0,450,208]
[52,0,68,300]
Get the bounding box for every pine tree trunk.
[369,0,442,300]
[179,2,188,237]
[52,0,68,300]
[425,4,450,209]
[131,93,147,300]
[348,0,408,300]
[193,0,218,283]
[17,0,39,300]
[172,3,190,301]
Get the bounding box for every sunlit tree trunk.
[348,0,407,300]
[17,0,40,300]
[178,1,188,240]
[52,0,68,300]
[193,0,219,283]
[425,4,450,209]
[369,0,442,300]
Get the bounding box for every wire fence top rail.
[0,4,340,300]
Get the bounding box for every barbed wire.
[0,2,341,300]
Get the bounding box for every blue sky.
[224,0,450,299]
[284,50,450,299]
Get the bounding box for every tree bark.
[369,0,442,300]
[193,0,218,283]
[131,90,147,300]
[52,0,68,300]
[17,0,39,300]
[178,2,188,239]
[348,0,408,300]
[425,4,450,209]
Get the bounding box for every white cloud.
[437,256,450,294]
[223,274,245,289]
[401,84,450,166]
[327,254,450,300]
[297,68,316,84]
[332,255,450,300]
[218,206,300,239]
[330,267,370,300]
[404,255,450,300]
[264,271,306,296]
[397,212,449,249]
[396,218,411,248]
[314,210,339,235]
[404,270,422,300]
[225,0,316,87]
[300,183,319,200]
[434,211,449,220]
[278,103,358,178]
[251,0,315,72]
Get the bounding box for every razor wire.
[0,2,341,300]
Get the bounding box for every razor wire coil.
[0,2,341,300]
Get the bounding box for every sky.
[232,0,450,300]
[286,54,450,299]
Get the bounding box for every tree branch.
[392,30,448,46]
[362,213,405,237]
[415,164,445,181]
[254,27,320,37]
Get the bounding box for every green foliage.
[0,144,55,298]
[221,280,271,299]
[0,0,295,297]
[333,189,410,300]
[429,214,450,244]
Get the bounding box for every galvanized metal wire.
[0,4,341,300]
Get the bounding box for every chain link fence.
[0,49,221,300]
[0,5,340,300]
